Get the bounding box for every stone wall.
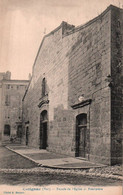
[22,23,75,154]
[1,79,29,143]
[111,7,123,164]
[0,72,11,143]
[66,8,111,164]
[22,6,122,165]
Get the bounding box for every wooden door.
[42,122,47,149]
[78,126,86,157]
[76,114,87,157]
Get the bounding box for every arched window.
[40,110,48,122]
[42,78,46,97]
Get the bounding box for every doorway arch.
[76,113,87,157]
[39,110,48,149]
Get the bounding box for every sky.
[0,0,123,80]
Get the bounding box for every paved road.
[0,146,37,169]
[6,145,106,168]
[0,146,122,186]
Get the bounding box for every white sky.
[0,0,123,80]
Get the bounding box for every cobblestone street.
[0,172,122,186]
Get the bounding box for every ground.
[0,172,121,186]
[0,146,37,169]
[0,146,122,186]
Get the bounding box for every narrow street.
[0,146,122,186]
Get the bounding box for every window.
[7,85,10,89]
[42,78,46,97]
[4,125,10,136]
[117,20,120,28]
[5,95,10,106]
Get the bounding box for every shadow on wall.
[48,104,76,156]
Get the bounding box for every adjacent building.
[0,71,29,144]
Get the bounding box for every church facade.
[21,5,122,165]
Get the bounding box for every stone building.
[0,71,29,144]
[22,5,122,165]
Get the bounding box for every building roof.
[2,79,29,85]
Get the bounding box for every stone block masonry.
[22,5,123,165]
[110,6,123,165]
[66,8,111,165]
[0,72,29,144]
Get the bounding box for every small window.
[117,20,120,28]
[42,78,46,97]
[5,95,10,106]
[4,125,10,136]
[7,85,10,89]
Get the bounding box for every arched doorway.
[4,125,10,136]
[39,110,48,149]
[76,114,87,157]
